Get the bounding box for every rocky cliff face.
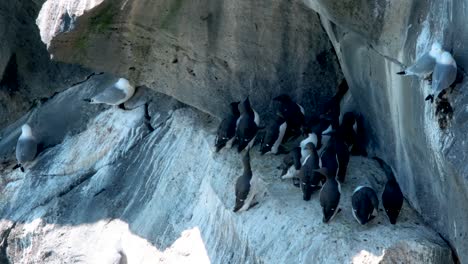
[0,0,466,263]
[42,0,343,118]
[0,76,454,263]
[38,0,467,262]
[303,1,468,262]
[0,0,90,129]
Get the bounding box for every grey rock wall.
[43,0,343,118]
[44,0,468,262]
[0,79,454,263]
[0,0,89,129]
[303,0,468,262]
[0,0,466,262]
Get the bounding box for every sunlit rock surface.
[0,78,453,263]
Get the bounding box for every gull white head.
[21,124,33,138]
[115,78,132,91]
[437,51,457,66]
[114,78,135,102]
[429,42,443,58]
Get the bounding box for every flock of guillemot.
[215,81,403,225]
[13,41,459,226]
[216,42,459,224]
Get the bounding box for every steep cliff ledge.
[40,0,468,261]
[0,78,454,263]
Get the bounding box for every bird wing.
[217,117,236,139]
[320,182,340,208]
[16,138,37,163]
[369,190,379,211]
[406,53,436,76]
[300,160,312,181]
[362,187,379,211]
[432,63,457,93]
[92,85,127,105]
[382,182,403,208]
[264,121,280,146]
[235,178,250,200]
[237,116,258,140]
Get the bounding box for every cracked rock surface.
[42,0,468,259]
[0,78,454,263]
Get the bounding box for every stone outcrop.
[303,1,468,262]
[41,0,468,262]
[0,0,89,130]
[0,78,454,263]
[42,0,343,118]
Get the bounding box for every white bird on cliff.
[396,42,443,78]
[14,124,38,172]
[84,78,135,108]
[425,51,457,103]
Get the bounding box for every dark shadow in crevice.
[0,54,21,94]
[435,98,453,130]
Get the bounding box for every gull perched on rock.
[84,78,135,108]
[425,51,457,103]
[397,42,443,78]
[15,124,38,172]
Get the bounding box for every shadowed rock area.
[0,79,454,263]
[0,0,90,129]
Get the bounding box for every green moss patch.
[89,4,116,33]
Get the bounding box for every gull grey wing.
[432,64,457,93]
[406,53,436,76]
[16,138,37,163]
[92,86,127,105]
